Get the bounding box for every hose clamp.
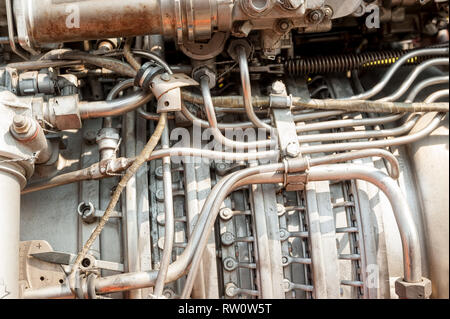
[135,62,165,91]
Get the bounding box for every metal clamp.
[269,94,293,109]
[149,73,198,113]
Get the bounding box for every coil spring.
[285,49,424,76]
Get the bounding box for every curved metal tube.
[379,58,449,102]
[237,45,273,130]
[79,90,153,119]
[425,89,449,103]
[406,76,449,103]
[200,76,276,151]
[342,47,449,101]
[307,165,422,282]
[299,113,446,154]
[181,162,422,297]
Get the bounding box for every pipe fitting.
[9,115,53,164]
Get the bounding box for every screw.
[161,73,171,81]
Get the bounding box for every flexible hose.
[124,38,142,72]
[69,46,169,295]
[69,113,167,288]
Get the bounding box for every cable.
[69,113,168,291]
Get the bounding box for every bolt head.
[11,114,32,134]
[161,73,171,82]
[271,80,287,95]
[285,142,300,158]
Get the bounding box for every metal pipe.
[237,46,272,130]
[307,165,422,283]
[298,115,419,144]
[379,58,449,102]
[20,148,279,195]
[341,47,449,101]
[0,163,26,299]
[13,0,162,46]
[200,77,276,151]
[406,76,449,103]
[299,113,447,154]
[79,90,153,119]
[181,161,422,297]
[425,89,449,103]
[296,114,403,133]
[123,110,141,299]
[180,104,265,130]
[5,0,28,60]
[153,125,175,298]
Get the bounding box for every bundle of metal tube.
[9,32,447,300]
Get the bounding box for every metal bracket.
[77,201,122,224]
[150,73,198,113]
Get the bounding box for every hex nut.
[96,128,120,143]
[285,142,301,158]
[192,67,216,89]
[395,277,432,299]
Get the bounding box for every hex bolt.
[279,228,289,241]
[285,142,300,158]
[223,257,238,271]
[271,80,287,95]
[83,130,97,145]
[221,232,235,246]
[308,9,323,24]
[11,115,32,134]
[276,203,286,216]
[277,20,292,33]
[225,283,238,297]
[219,207,234,220]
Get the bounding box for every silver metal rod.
[153,125,175,298]
[297,115,419,144]
[296,114,403,133]
[298,113,446,154]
